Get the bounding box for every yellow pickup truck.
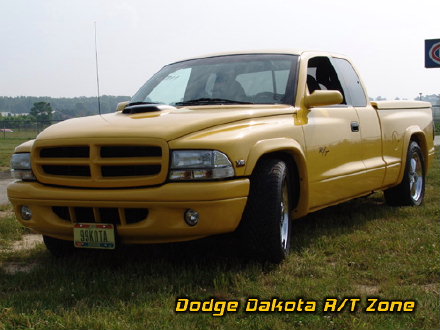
[7,50,435,263]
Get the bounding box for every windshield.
[131,54,299,106]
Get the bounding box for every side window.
[147,68,191,104]
[332,58,367,107]
[306,56,346,104]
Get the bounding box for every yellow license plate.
[73,223,115,249]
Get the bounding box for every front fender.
[244,138,309,218]
[14,139,35,153]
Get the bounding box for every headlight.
[10,153,36,181]
[169,150,234,181]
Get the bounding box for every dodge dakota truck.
[8,51,434,263]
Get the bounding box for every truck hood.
[37,105,295,141]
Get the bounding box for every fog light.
[21,205,32,220]
[184,209,199,226]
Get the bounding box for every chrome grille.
[33,138,169,188]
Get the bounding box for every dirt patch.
[0,210,13,218]
[354,284,380,295]
[0,234,43,274]
[1,234,43,253]
[10,234,43,252]
[1,261,38,274]
[421,283,440,294]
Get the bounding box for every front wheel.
[238,158,293,263]
[384,141,425,206]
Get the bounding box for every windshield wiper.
[175,98,253,106]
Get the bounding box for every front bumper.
[7,179,249,244]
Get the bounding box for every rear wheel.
[43,235,75,257]
[238,158,293,263]
[384,141,425,206]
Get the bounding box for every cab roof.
[174,50,348,64]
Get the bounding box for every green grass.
[0,129,39,140]
[0,150,438,329]
[0,128,53,170]
[0,137,32,171]
[0,206,28,244]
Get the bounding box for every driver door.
[302,56,366,209]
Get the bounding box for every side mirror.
[116,101,130,112]
[304,90,343,108]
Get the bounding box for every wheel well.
[410,133,428,171]
[254,151,301,210]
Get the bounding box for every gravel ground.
[0,171,13,206]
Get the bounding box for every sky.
[0,0,439,100]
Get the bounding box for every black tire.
[384,141,425,206]
[43,235,75,257]
[238,158,293,263]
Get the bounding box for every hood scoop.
[123,103,176,114]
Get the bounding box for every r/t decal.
[319,146,330,156]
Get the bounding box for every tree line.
[0,94,438,125]
[0,95,130,121]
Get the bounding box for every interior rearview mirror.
[304,90,343,108]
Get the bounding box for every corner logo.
[425,39,440,68]
[429,42,440,65]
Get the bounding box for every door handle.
[351,121,360,132]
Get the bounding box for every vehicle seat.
[212,74,247,102]
[307,74,320,94]
[315,62,346,103]
[316,65,333,90]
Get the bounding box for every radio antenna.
[94,21,101,115]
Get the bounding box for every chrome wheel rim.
[409,152,423,201]
[280,181,290,252]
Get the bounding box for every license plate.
[73,223,115,249]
